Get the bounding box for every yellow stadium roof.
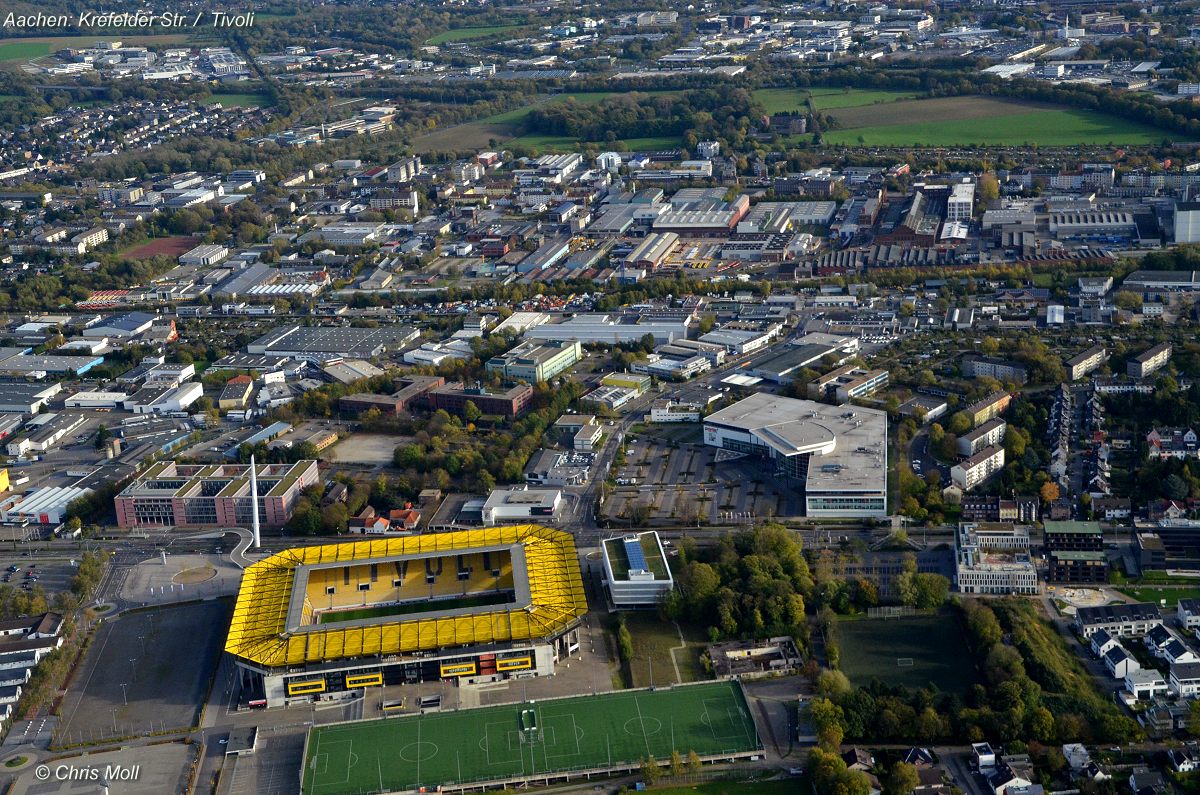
[225,525,588,669]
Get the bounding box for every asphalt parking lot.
[56,600,229,745]
[605,437,803,524]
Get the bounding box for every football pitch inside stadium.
[302,681,760,794]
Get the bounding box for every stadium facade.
[226,526,588,706]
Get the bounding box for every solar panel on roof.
[624,537,649,572]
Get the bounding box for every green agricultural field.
[302,681,759,794]
[426,25,525,45]
[754,87,921,115]
[0,42,51,62]
[836,613,977,693]
[209,93,270,108]
[823,97,1174,147]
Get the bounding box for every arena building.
[226,526,588,707]
[703,393,887,518]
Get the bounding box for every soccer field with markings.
[302,681,760,794]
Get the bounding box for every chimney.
[250,455,261,549]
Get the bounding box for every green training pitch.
[836,614,977,693]
[823,108,1172,147]
[753,87,921,115]
[426,25,525,45]
[302,681,759,794]
[0,42,51,62]
[209,93,270,108]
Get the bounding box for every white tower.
[249,454,261,549]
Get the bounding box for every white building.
[954,522,1038,595]
[179,244,229,266]
[65,391,128,409]
[0,486,92,525]
[951,445,1005,491]
[481,487,562,525]
[1104,644,1140,678]
[602,532,675,608]
[947,182,975,222]
[1126,669,1169,701]
[650,400,702,423]
[127,382,203,415]
[1075,603,1163,638]
[1171,662,1200,697]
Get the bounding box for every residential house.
[1104,644,1140,678]
[1179,598,1200,630]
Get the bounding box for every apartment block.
[957,419,1006,458]
[951,446,1006,491]
[1128,342,1172,379]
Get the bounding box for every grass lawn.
[209,93,270,108]
[426,25,525,45]
[824,106,1173,147]
[0,34,190,65]
[836,613,976,693]
[301,681,758,794]
[0,42,51,62]
[754,87,921,115]
[623,613,710,688]
[1117,586,1200,607]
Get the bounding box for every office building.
[602,532,674,608]
[115,460,319,528]
[485,340,583,384]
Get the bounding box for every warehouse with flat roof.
[247,325,418,360]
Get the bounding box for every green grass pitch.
[836,614,978,693]
[302,681,760,794]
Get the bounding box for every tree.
[1165,473,1190,501]
[1040,482,1061,503]
[947,411,972,435]
[94,424,112,450]
[1188,699,1200,736]
[978,173,1001,203]
[912,573,950,609]
[818,669,852,698]
[886,762,919,795]
[669,749,684,778]
[686,750,702,775]
[1113,291,1143,312]
[462,399,481,424]
[640,756,661,784]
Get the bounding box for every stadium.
[226,525,588,707]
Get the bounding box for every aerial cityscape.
[6,0,1200,793]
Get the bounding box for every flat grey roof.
[704,392,886,494]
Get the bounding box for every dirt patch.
[172,566,216,585]
[326,433,412,465]
[829,95,1052,129]
[121,236,201,260]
